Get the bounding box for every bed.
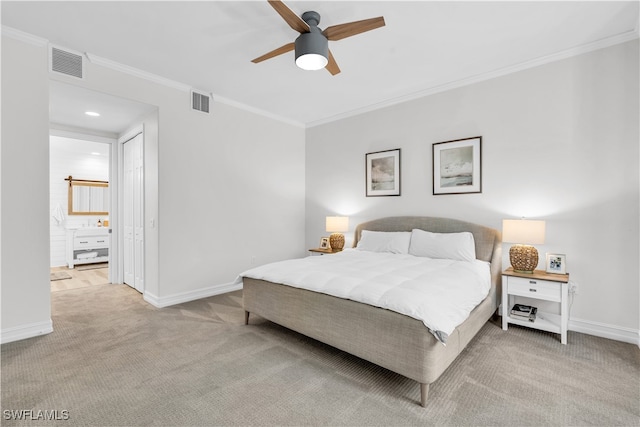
[241,216,502,407]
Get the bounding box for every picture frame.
[319,237,331,250]
[432,136,482,195]
[546,253,566,274]
[366,149,401,197]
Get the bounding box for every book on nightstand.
[510,304,537,322]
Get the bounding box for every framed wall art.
[365,149,401,197]
[432,136,482,195]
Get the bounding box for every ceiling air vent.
[50,46,84,79]
[191,90,210,114]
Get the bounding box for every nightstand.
[308,248,341,255]
[502,267,570,344]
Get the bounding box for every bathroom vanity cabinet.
[66,227,109,268]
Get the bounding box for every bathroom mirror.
[66,176,109,215]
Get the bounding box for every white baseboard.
[143,281,242,308]
[499,304,639,346]
[569,317,639,346]
[1,319,53,344]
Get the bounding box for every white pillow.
[356,230,411,254]
[409,229,476,262]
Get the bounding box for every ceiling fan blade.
[325,50,341,75]
[267,0,310,33]
[323,16,385,41]
[251,42,295,63]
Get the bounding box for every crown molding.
[5,24,636,130]
[85,53,192,92]
[81,54,305,128]
[2,25,302,128]
[306,29,640,128]
[212,94,305,128]
[2,25,48,47]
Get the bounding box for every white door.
[123,133,144,292]
[132,133,144,292]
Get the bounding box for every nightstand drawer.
[508,277,560,301]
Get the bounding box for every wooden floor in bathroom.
[50,264,109,292]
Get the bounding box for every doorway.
[49,133,113,292]
[48,81,157,296]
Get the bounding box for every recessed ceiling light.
[85,111,100,117]
[91,152,101,156]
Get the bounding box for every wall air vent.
[50,46,84,79]
[191,90,210,114]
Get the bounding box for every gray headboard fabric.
[353,216,502,303]
[353,216,500,262]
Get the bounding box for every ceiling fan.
[251,0,385,75]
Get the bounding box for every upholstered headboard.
[353,216,502,305]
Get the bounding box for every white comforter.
[238,249,491,344]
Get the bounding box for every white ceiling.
[50,81,157,134]
[3,1,639,128]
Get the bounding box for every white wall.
[2,33,305,341]
[4,28,635,345]
[306,40,639,343]
[1,36,52,342]
[49,135,111,267]
[104,61,302,298]
[74,63,306,307]
[150,96,305,306]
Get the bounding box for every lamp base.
[329,233,345,251]
[509,244,538,274]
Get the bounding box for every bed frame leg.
[420,383,429,407]
[244,311,250,325]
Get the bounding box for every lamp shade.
[502,219,545,244]
[326,216,349,233]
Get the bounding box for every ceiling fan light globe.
[295,30,328,71]
[296,53,328,70]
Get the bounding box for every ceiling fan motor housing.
[295,31,328,60]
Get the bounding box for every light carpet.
[1,284,638,426]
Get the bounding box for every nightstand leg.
[560,282,568,344]
[501,284,509,330]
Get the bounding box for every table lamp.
[326,216,349,251]
[502,219,546,274]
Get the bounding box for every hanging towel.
[51,203,65,225]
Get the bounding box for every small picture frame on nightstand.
[320,237,331,250]
[546,253,566,274]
